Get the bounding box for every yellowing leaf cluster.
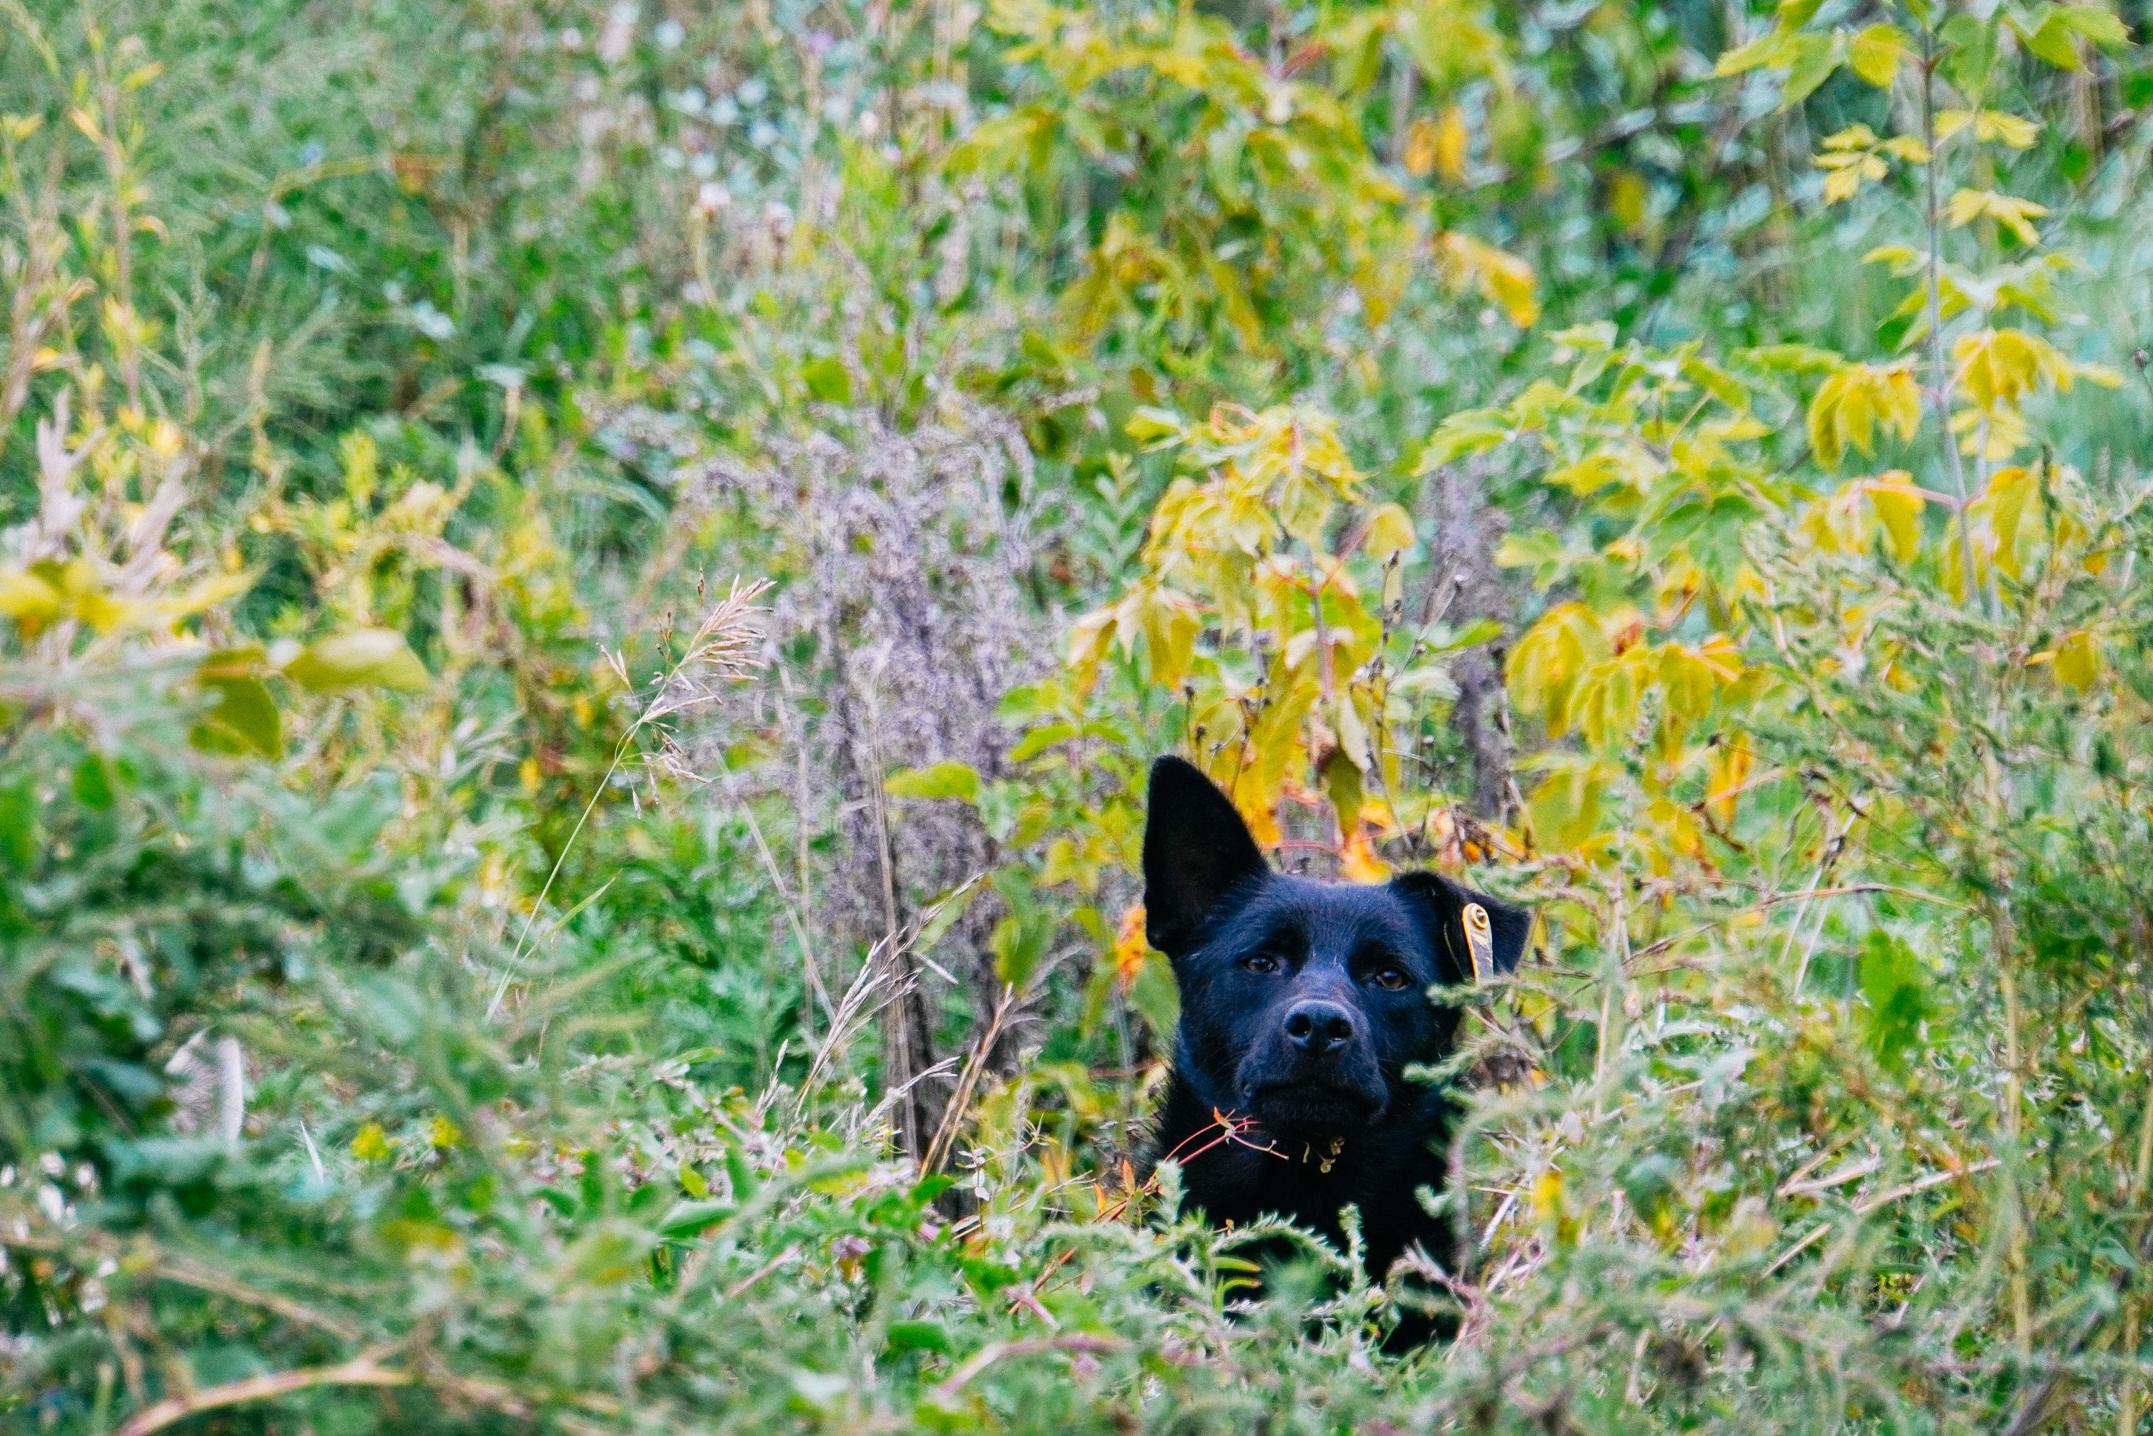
[1808,364,1921,469]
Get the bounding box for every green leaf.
[656,1199,736,1238]
[1124,406,1185,445]
[71,753,114,810]
[283,628,430,693]
[2022,6,2129,71]
[0,779,34,871]
[1126,951,1180,1041]
[1939,13,1997,95]
[801,355,853,403]
[1008,722,1079,764]
[1856,931,1931,1071]
[990,905,1053,989]
[1713,28,1794,77]
[884,760,982,803]
[885,1320,956,1356]
[1847,23,1908,86]
[191,673,284,759]
[1779,32,1843,110]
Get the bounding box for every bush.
[5,2,2153,1432]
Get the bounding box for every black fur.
[1141,756,1530,1328]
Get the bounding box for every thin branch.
[115,1351,412,1436]
[0,1229,360,1342]
[930,1334,1123,1402]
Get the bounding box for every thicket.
[4,1,2152,1431]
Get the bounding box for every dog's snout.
[1283,999,1355,1055]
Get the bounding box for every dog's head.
[1143,756,1531,1142]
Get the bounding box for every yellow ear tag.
[1462,902,1495,983]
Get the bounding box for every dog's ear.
[1143,756,1268,958]
[1390,870,1532,982]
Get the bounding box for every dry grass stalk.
[487,577,771,1020]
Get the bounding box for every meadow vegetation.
[4,1,2153,1430]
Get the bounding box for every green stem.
[486,721,640,1021]
[1918,22,1990,619]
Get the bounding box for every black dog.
[1141,756,1530,1326]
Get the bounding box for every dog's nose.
[1283,1000,1355,1055]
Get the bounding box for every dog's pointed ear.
[1390,870,1532,983]
[1143,756,1268,958]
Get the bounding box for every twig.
[114,1351,411,1436]
[921,983,1017,1175]
[1765,1158,2000,1275]
[722,1244,800,1301]
[1628,882,1973,964]
[0,1229,359,1342]
[930,1334,1123,1402]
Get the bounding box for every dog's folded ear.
[1143,756,1268,958]
[1389,870,1533,982]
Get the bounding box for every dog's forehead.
[1236,875,1420,948]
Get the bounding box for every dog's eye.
[1239,953,1281,975]
[1370,967,1412,992]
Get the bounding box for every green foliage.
[6,2,2153,1433]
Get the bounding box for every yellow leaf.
[1937,108,2039,149]
[1863,473,1928,562]
[158,569,256,622]
[1809,365,1920,468]
[1645,796,1708,874]
[1134,584,1202,689]
[1847,23,1908,86]
[1403,116,1440,177]
[2051,629,2101,691]
[1953,328,2063,412]
[1571,654,1641,753]
[1111,903,1152,992]
[1065,607,1117,693]
[1945,188,2048,244]
[1608,168,1650,235]
[351,1122,394,1162]
[1507,602,1609,738]
[1525,763,1607,854]
[1361,501,1415,562]
[1434,231,1539,327]
[1339,827,1391,882]
[1705,738,1756,828]
[0,568,63,628]
[1431,103,1470,183]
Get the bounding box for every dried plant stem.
[1765,1158,2002,1275]
[113,1351,412,1436]
[488,727,634,1020]
[489,579,767,1020]
[2114,1063,2153,1435]
[922,981,1016,1175]
[1996,904,2034,1355]
[1593,883,1630,1118]
[0,1229,358,1342]
[1918,24,1989,619]
[739,798,836,1036]
[109,1347,613,1436]
[930,1334,1124,1402]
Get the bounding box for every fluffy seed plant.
[488,576,773,1022]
